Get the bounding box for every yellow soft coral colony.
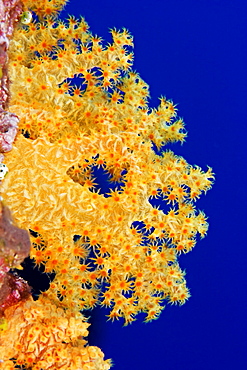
[0,296,111,370]
[1,0,214,365]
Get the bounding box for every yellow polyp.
[14,264,23,270]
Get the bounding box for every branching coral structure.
[0,0,214,368]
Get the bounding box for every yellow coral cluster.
[21,0,68,18]
[0,296,111,370]
[2,0,214,329]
